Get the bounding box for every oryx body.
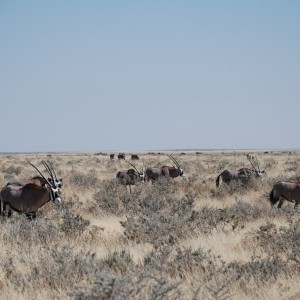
[145,155,184,181]
[145,167,163,181]
[118,153,125,160]
[269,181,300,209]
[0,161,62,219]
[1,183,61,218]
[161,166,184,178]
[116,161,144,193]
[216,155,264,187]
[216,168,259,187]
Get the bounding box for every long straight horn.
[167,154,180,169]
[28,161,52,187]
[48,161,58,181]
[42,161,52,177]
[247,155,258,173]
[42,161,55,184]
[254,156,261,173]
[124,160,140,174]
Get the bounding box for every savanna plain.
[0,150,300,300]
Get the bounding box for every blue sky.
[0,1,299,152]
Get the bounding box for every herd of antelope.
[0,153,300,219]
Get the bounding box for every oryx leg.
[26,212,37,220]
[2,203,12,217]
[278,195,290,208]
[277,197,284,208]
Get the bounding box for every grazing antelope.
[0,161,62,219]
[216,154,264,187]
[116,161,145,193]
[110,154,115,160]
[131,154,139,160]
[269,181,300,209]
[145,154,184,181]
[118,153,125,160]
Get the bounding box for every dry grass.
[0,150,299,299]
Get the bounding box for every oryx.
[216,154,264,187]
[131,154,139,160]
[145,154,185,181]
[116,160,145,193]
[118,153,125,160]
[269,181,300,209]
[0,161,62,219]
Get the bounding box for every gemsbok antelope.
[131,154,139,160]
[118,153,125,160]
[269,181,300,209]
[216,154,264,187]
[145,154,185,181]
[0,161,62,219]
[116,161,145,193]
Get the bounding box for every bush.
[192,200,263,234]
[61,209,90,236]
[2,165,22,180]
[69,169,98,190]
[254,219,300,265]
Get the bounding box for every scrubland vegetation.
[0,150,300,299]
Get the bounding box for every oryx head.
[167,154,185,177]
[42,161,63,195]
[28,161,62,204]
[124,160,145,182]
[246,154,265,177]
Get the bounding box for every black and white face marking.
[256,171,265,177]
[179,168,185,177]
[50,186,61,204]
[139,172,145,182]
[48,178,63,194]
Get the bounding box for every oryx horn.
[124,160,141,174]
[28,161,53,187]
[247,154,260,173]
[167,154,180,169]
[42,161,55,185]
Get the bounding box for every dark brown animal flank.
[1,184,58,217]
[161,166,182,178]
[145,167,163,181]
[269,181,300,209]
[145,154,184,181]
[0,161,61,219]
[118,153,125,160]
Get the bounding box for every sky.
[0,1,299,152]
